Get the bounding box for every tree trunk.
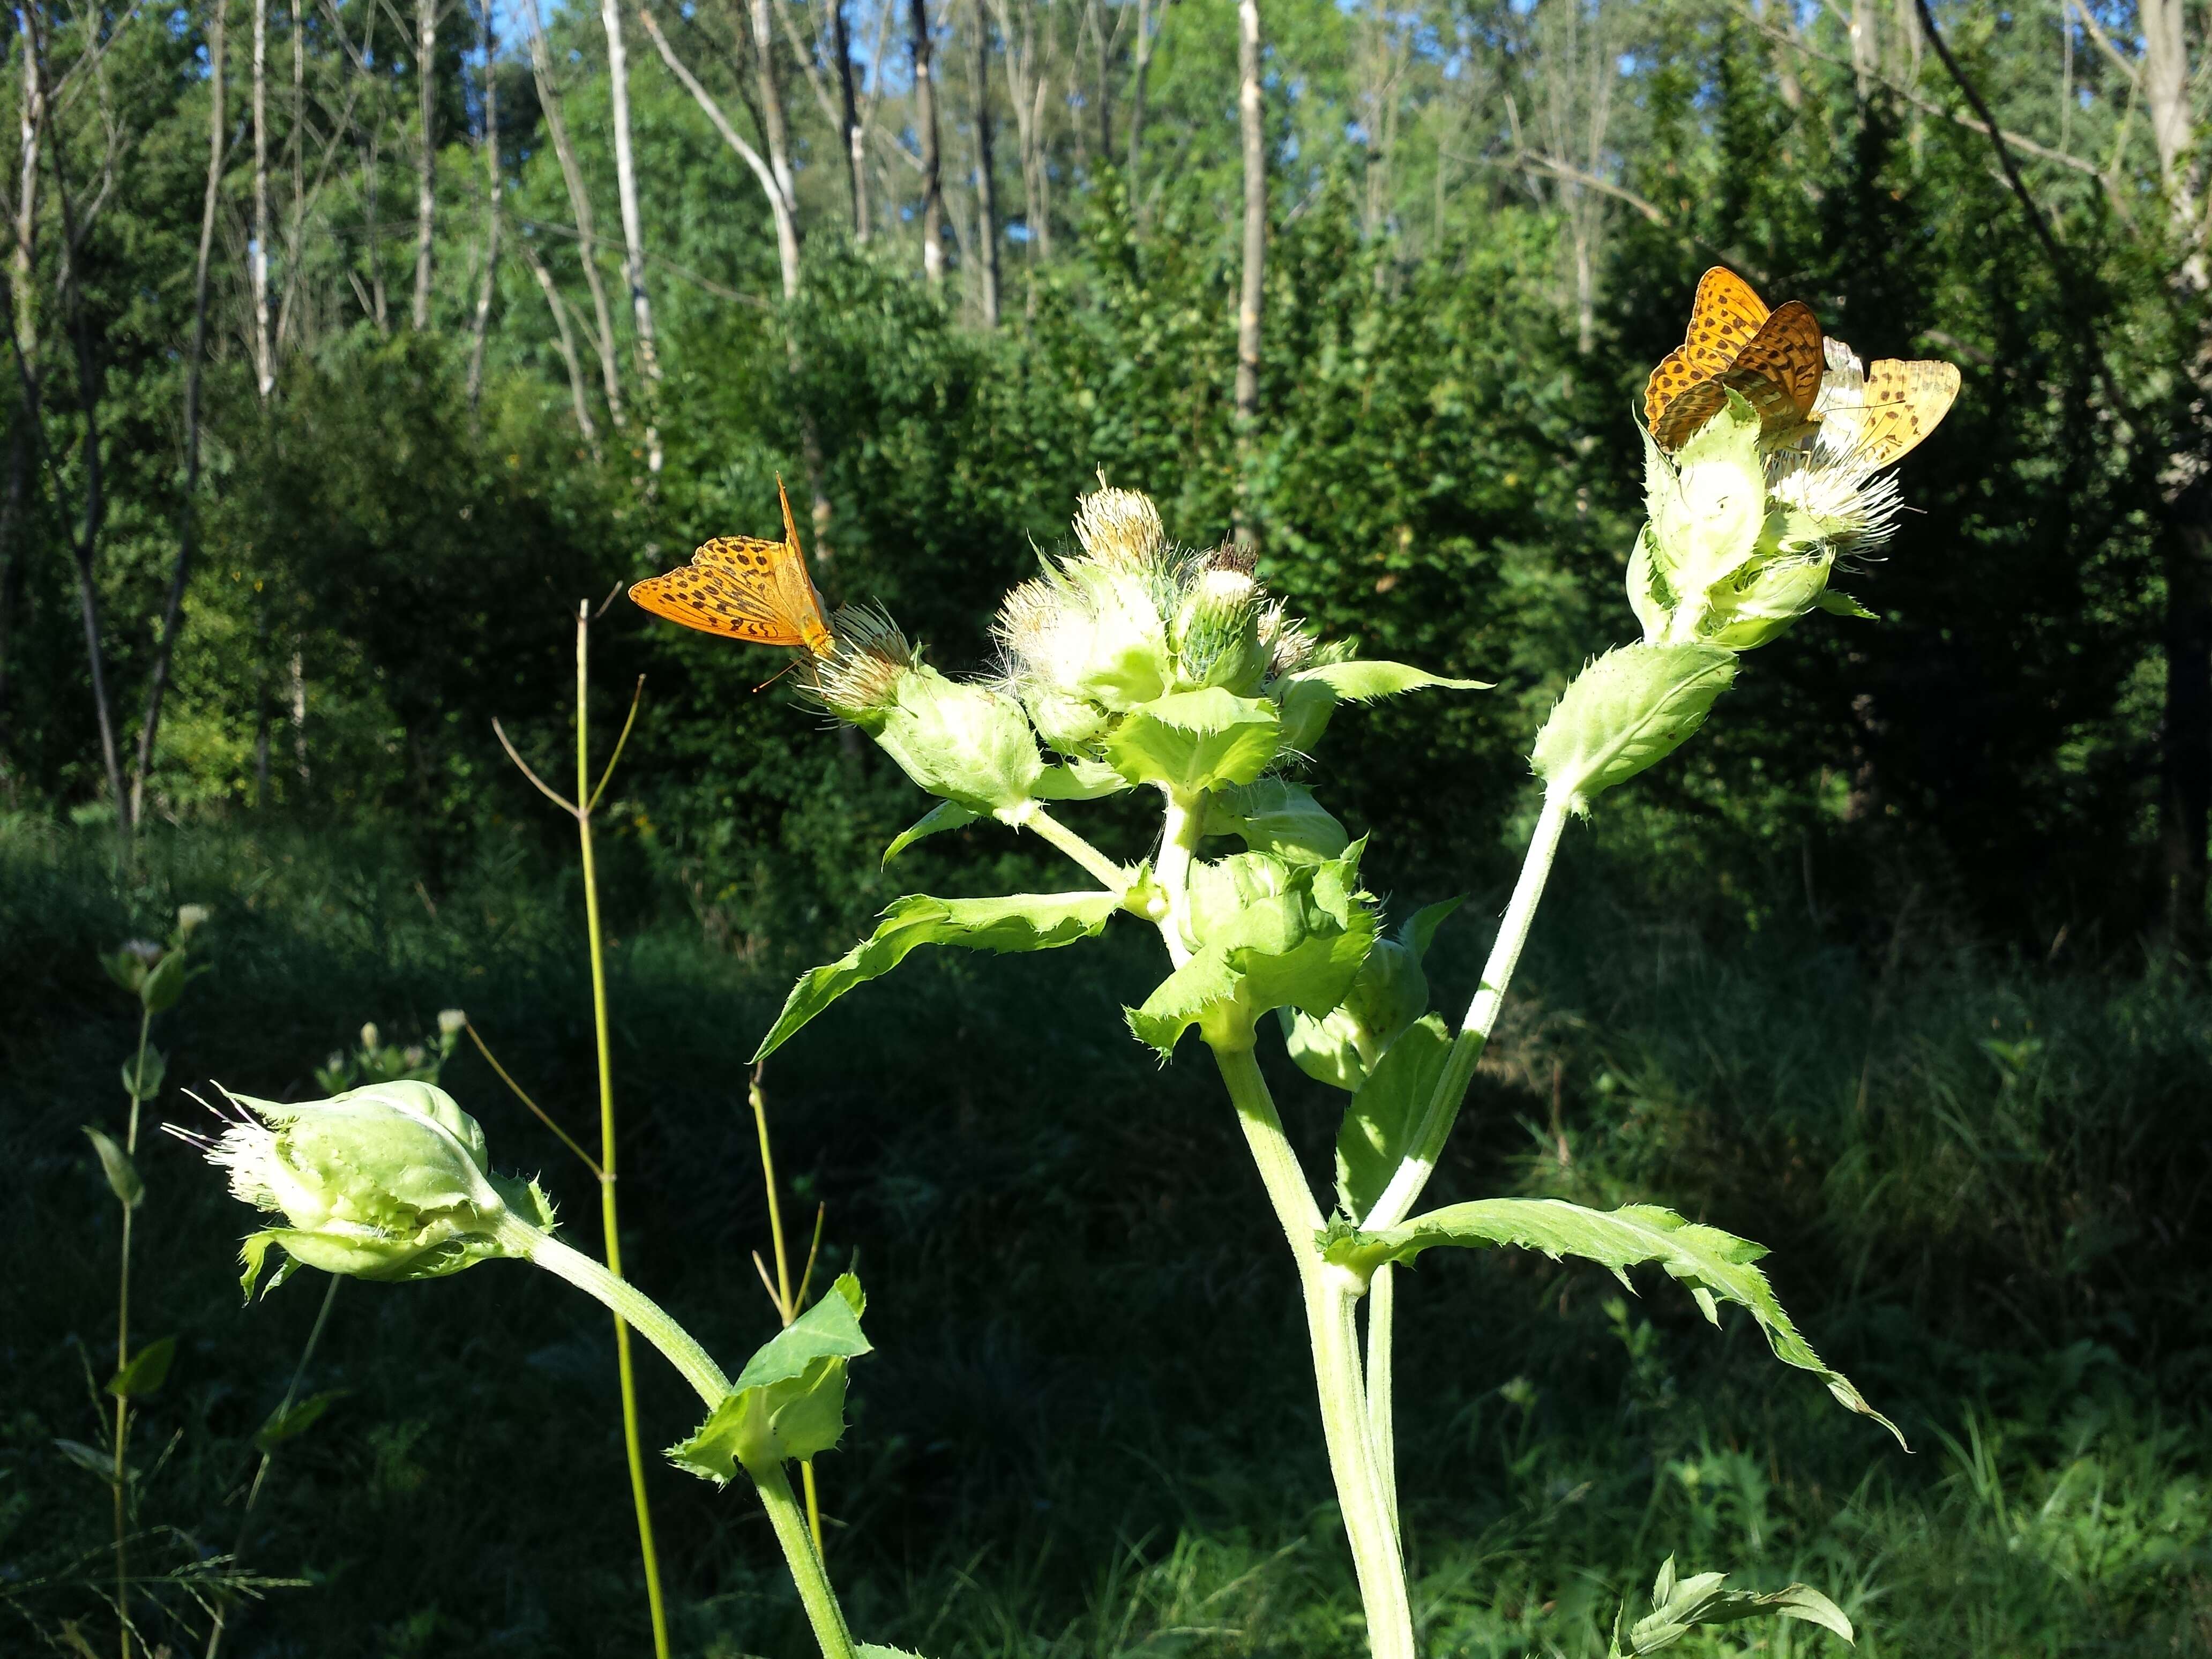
[278,0,304,349]
[1232,0,1265,550]
[834,0,868,240]
[466,0,500,406]
[522,0,624,427]
[252,0,273,391]
[749,0,800,229]
[128,0,229,827]
[413,0,437,330]
[600,0,663,469]
[972,0,998,327]
[910,0,943,287]
[517,226,600,452]
[1126,0,1151,218]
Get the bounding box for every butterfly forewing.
[1643,268,1773,435]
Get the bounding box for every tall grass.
[2,814,2204,1656]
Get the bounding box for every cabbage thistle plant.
[185,315,1947,1654]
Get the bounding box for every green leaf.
[83,1126,143,1209]
[107,1336,175,1399]
[1328,1199,1902,1445]
[756,890,1121,1062]
[100,950,146,994]
[1530,644,1739,811]
[856,1649,930,1659]
[1034,758,1129,800]
[1127,845,1376,1057]
[882,800,977,865]
[53,1439,118,1486]
[1336,1015,1451,1220]
[1205,779,1350,864]
[119,1047,167,1104]
[1102,687,1282,794]
[1274,659,1491,751]
[255,1390,345,1451]
[1817,589,1879,621]
[138,948,191,1013]
[1610,1556,1854,1656]
[1401,896,1464,961]
[667,1274,872,1484]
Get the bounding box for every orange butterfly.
[629,479,835,656]
[1644,267,1825,451]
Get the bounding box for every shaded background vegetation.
[2,0,2209,1653]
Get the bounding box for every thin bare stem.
[586,674,645,812]
[463,1020,603,1178]
[492,716,579,817]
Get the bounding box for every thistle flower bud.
[806,606,917,728]
[175,904,212,938]
[999,559,1176,713]
[180,1080,554,1298]
[1071,483,1164,570]
[1172,562,1270,695]
[437,1008,467,1037]
[359,1022,380,1053]
[123,939,165,968]
[871,665,1046,816]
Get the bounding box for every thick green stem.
[114,1002,150,1659]
[505,1217,734,1404]
[1366,1262,1398,1541]
[1155,786,1205,966]
[1012,802,1127,892]
[1212,1043,1415,1659]
[1365,795,1571,1231]
[755,1457,860,1659]
[575,607,673,1659]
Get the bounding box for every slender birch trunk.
[521,0,624,427]
[278,0,304,349]
[834,0,867,240]
[749,0,799,226]
[1126,0,1152,215]
[909,0,943,287]
[251,0,273,391]
[518,227,600,451]
[466,0,500,406]
[1232,0,1265,550]
[972,0,998,327]
[413,0,437,330]
[130,0,228,825]
[599,0,662,469]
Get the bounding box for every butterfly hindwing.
[628,480,837,657]
[1851,358,1961,467]
[1643,267,1772,435]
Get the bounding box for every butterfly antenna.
[753,656,805,695]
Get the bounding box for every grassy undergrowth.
[3,813,2207,1657]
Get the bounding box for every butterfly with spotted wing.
[629,479,835,656]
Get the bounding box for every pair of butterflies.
[1643,266,1960,464]
[630,272,1962,652]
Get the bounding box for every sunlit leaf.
[1103,687,1282,794]
[1335,1015,1451,1220]
[881,800,976,865]
[83,1126,143,1209]
[1609,1554,1854,1656]
[667,1274,871,1484]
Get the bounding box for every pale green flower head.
[1171,554,1271,696]
[185,1080,554,1299]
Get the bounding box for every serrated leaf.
[1817,589,1879,621]
[255,1389,344,1450]
[667,1274,871,1484]
[1275,659,1491,751]
[119,1048,167,1104]
[1530,644,1738,810]
[1102,687,1282,794]
[1336,1015,1451,1221]
[139,948,191,1013]
[107,1336,175,1399]
[1035,758,1129,799]
[1204,779,1350,864]
[857,1648,931,1659]
[83,1126,143,1209]
[882,800,977,865]
[1329,1199,1902,1445]
[1611,1555,1854,1656]
[756,891,1120,1062]
[1127,844,1376,1057]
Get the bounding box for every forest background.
[3,0,2211,1653]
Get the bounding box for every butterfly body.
[629,480,836,655]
